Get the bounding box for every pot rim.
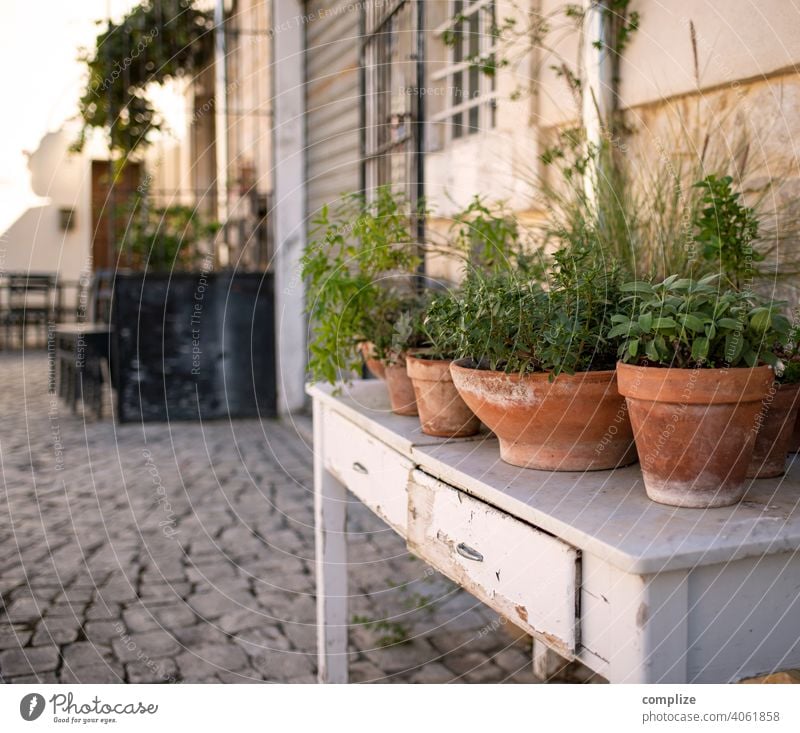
[616,360,774,404]
[450,357,618,382]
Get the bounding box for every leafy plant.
[608,274,790,369]
[302,186,423,384]
[75,0,214,158]
[423,246,622,376]
[120,198,220,271]
[692,174,763,290]
[448,196,546,279]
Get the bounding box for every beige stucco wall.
[0,128,94,302]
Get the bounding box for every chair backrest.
[6,274,55,311]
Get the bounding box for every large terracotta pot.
[449,360,635,471]
[384,357,418,416]
[406,355,480,438]
[747,381,800,478]
[617,362,773,508]
[358,341,385,380]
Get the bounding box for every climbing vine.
[74,0,214,159]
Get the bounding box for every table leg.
[606,568,689,683]
[532,639,570,681]
[314,401,349,683]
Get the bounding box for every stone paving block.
[60,663,125,684]
[364,640,439,675]
[3,598,44,623]
[125,657,179,684]
[408,662,456,684]
[350,659,387,683]
[249,649,315,681]
[175,642,250,678]
[0,646,60,676]
[32,616,81,646]
[84,620,124,644]
[234,625,292,654]
[122,607,162,632]
[153,604,198,629]
[86,602,122,620]
[9,672,59,684]
[62,641,113,667]
[0,625,32,650]
[112,630,182,663]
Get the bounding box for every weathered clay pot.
[358,341,385,380]
[406,355,480,437]
[617,362,773,508]
[747,381,800,478]
[449,360,635,471]
[384,357,418,416]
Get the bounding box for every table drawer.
[323,409,413,536]
[407,469,580,655]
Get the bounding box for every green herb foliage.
[121,199,220,271]
[75,0,214,157]
[423,247,622,376]
[692,174,763,290]
[608,274,789,369]
[302,186,422,384]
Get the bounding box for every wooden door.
[90,160,141,271]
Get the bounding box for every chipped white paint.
[323,410,413,536]
[313,401,349,683]
[408,469,580,656]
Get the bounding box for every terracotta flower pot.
[406,355,480,438]
[358,341,385,380]
[384,357,418,416]
[747,381,800,479]
[449,360,635,471]
[617,362,773,508]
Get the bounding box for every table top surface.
[309,380,800,574]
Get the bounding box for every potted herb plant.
[611,274,789,507]
[302,186,423,414]
[404,198,539,437]
[747,324,800,478]
[405,289,481,437]
[448,247,636,471]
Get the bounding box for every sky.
[0,0,137,232]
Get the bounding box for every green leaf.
[761,351,780,368]
[652,317,678,330]
[628,338,640,357]
[725,332,744,364]
[749,309,771,334]
[717,317,742,330]
[645,340,659,362]
[691,337,709,362]
[620,281,654,295]
[638,312,653,332]
[680,314,705,332]
[608,323,633,339]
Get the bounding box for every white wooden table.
[308,381,800,683]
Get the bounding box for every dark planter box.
[112,271,276,423]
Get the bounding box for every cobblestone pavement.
[0,352,543,684]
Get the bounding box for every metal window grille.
[360,0,426,254]
[431,0,497,139]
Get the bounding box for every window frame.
[431,0,499,141]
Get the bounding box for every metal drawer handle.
[456,542,484,562]
[352,462,368,475]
